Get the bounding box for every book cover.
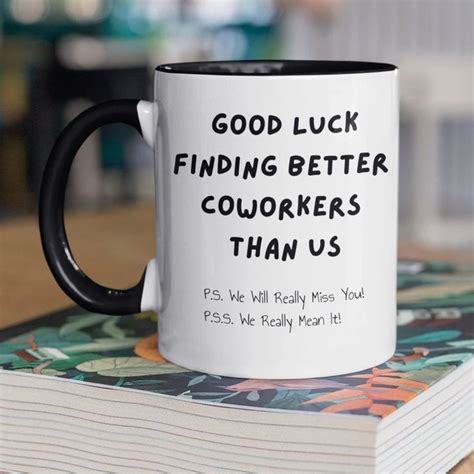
[0,261,472,418]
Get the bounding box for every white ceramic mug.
[40,60,399,378]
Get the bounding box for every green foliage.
[399,330,461,344]
[59,314,111,337]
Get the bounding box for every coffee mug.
[40,60,398,378]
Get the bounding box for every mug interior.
[156,60,397,76]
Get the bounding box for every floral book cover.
[0,261,472,419]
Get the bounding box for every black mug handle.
[39,99,157,315]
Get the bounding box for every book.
[0,261,472,473]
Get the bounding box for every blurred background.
[0,0,472,249]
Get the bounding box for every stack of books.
[0,261,472,473]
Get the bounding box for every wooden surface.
[0,203,472,472]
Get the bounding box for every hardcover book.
[0,261,472,473]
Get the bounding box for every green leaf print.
[76,357,190,377]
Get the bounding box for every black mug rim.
[155,60,397,76]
